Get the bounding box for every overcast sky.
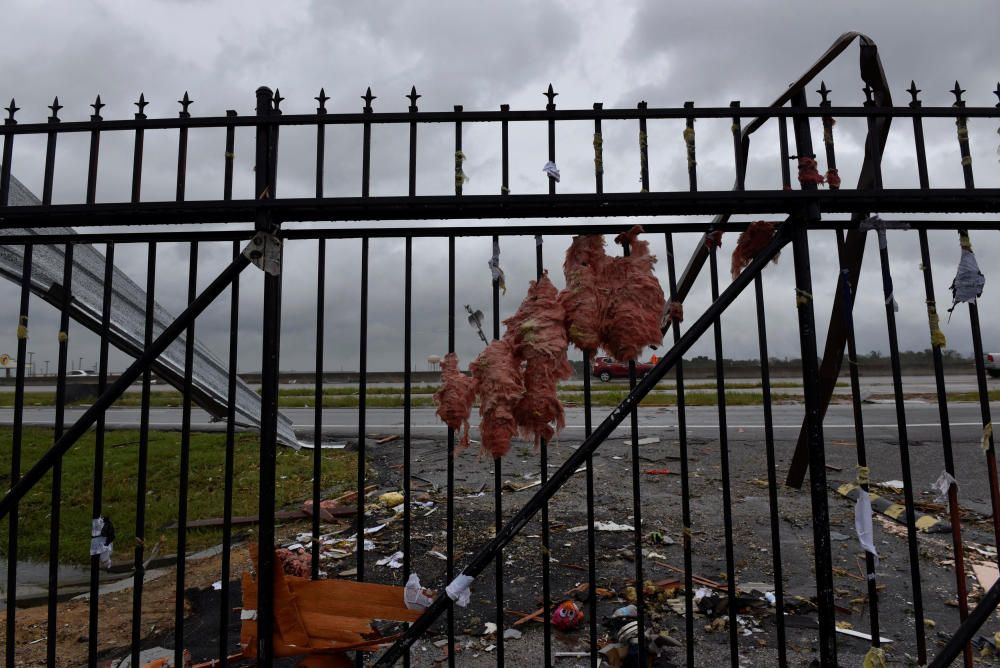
[1,1,999,375]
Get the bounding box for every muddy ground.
[6,419,1000,666]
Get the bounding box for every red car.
[592,356,656,382]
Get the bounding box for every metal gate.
[1,32,999,667]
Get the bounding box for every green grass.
[0,427,356,565]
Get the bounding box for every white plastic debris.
[404,572,434,611]
[854,488,879,564]
[376,551,405,569]
[446,573,475,607]
[542,161,561,182]
[933,470,959,504]
[950,246,985,310]
[240,609,258,620]
[90,517,114,568]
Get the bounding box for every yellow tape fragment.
[795,289,813,306]
[983,422,993,452]
[863,646,887,668]
[856,466,870,486]
[926,300,946,348]
[16,316,28,340]
[57,331,68,343]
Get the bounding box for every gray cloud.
[1,1,998,376]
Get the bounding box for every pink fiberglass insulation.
[731,221,778,279]
[600,225,665,362]
[276,547,312,578]
[433,352,478,452]
[470,339,525,458]
[504,271,573,446]
[560,235,608,353]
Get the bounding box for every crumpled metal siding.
[1,175,300,448]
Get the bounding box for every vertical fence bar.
[255,85,280,665]
[312,90,328,582]
[87,242,113,666]
[402,235,413,668]
[175,241,198,668]
[130,242,156,668]
[217,113,238,668]
[446,237,457,668]
[312,239,326,581]
[42,100,63,666]
[732,98,787,668]
[173,94,194,666]
[909,81,972,666]
[621,237,647,668]
[356,236,369,587]
[822,88,882,658]
[864,86,927,665]
[403,92,418,657]
[47,243,73,667]
[585,102,603,668]
[540,84,557,668]
[219,239,239,667]
[787,91,837,666]
[0,98,15,205]
[709,247,739,666]
[950,84,1000,558]
[835,230,883,648]
[5,242,31,668]
[663,232,694,667]
[492,103,506,668]
[752,273,788,668]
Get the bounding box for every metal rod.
[402,235,413,668]
[835,230,882,651]
[372,223,790,667]
[752,273,787,668]
[664,232,694,667]
[174,241,198,668]
[356,237,369,584]
[219,240,240,668]
[313,238,326,580]
[788,88,837,667]
[47,243,73,667]
[491,231,504,668]
[446,236,456,668]
[130,242,157,668]
[709,247,739,666]
[5,243,31,668]
[254,85,279,665]
[929,578,1000,667]
[87,242,114,666]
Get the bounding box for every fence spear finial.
[273,88,284,112]
[90,95,105,119]
[48,96,62,120]
[135,93,148,117]
[544,83,558,109]
[951,81,966,105]
[994,82,1000,106]
[362,86,376,112]
[406,85,420,112]
[4,98,19,122]
[817,81,831,104]
[907,81,921,105]
[178,91,192,116]
[315,88,329,113]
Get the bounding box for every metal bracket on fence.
[243,232,281,276]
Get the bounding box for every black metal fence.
[1,33,1000,667]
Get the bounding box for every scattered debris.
[568,521,634,533]
[551,600,585,631]
[376,551,404,569]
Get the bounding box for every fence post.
[788,89,838,666]
[254,85,281,665]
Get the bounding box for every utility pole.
[27,351,34,376]
[44,360,49,375]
